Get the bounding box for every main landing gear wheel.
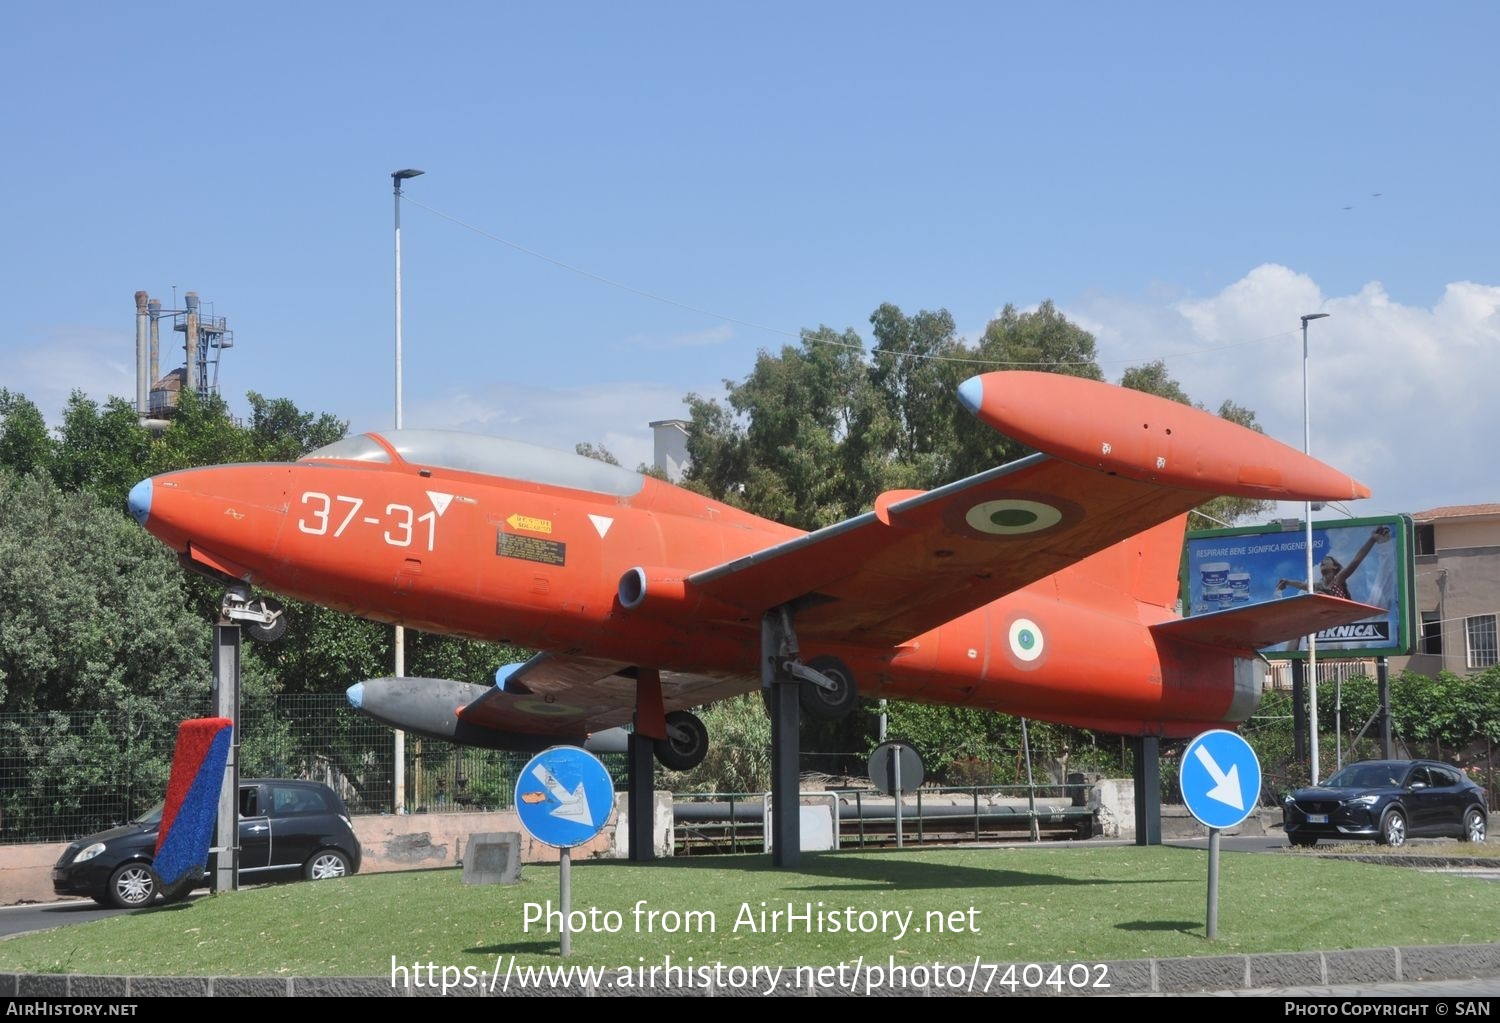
[798,656,859,721]
[654,710,708,771]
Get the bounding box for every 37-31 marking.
[297,491,438,551]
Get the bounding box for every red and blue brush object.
[154,717,234,902]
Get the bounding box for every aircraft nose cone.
[346,682,364,710]
[957,375,984,415]
[126,478,153,526]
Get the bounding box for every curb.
[6,943,1500,996]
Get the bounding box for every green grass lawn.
[3,846,1497,977]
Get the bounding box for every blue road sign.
[514,746,615,849]
[1180,729,1262,830]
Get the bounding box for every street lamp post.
[392,168,423,814]
[1301,311,1329,785]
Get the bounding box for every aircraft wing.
[686,371,1370,648]
[457,652,750,734]
[688,454,1205,646]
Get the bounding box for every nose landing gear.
[220,588,287,643]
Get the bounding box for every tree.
[0,389,54,478]
[574,442,620,465]
[247,391,347,461]
[52,393,153,508]
[944,302,1103,474]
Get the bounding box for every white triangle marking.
[588,514,613,538]
[426,491,453,517]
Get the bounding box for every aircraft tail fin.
[1058,513,1190,611]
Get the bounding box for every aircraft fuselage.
[131,433,1254,738]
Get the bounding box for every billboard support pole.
[1291,658,1307,770]
[1377,657,1393,759]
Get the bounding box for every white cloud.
[394,379,696,473]
[1068,266,1500,518]
[1,326,135,423]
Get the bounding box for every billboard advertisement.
[1183,514,1414,659]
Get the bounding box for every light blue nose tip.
[127,478,152,525]
[346,682,364,710]
[957,375,985,414]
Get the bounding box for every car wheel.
[1460,807,1487,843]
[305,849,350,881]
[107,863,158,908]
[1289,835,1318,848]
[1378,809,1406,847]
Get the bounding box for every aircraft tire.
[799,656,858,721]
[245,597,288,643]
[654,710,708,771]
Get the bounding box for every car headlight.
[1342,795,1381,807]
[73,842,106,864]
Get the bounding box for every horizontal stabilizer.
[1150,594,1386,652]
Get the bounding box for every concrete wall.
[2,793,674,906]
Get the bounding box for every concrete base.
[609,791,673,859]
[461,832,522,885]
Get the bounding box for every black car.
[52,779,363,908]
[1282,759,1488,848]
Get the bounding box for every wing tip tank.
[959,371,1370,503]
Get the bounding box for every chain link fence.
[0,695,627,846]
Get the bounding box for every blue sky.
[3,2,1496,520]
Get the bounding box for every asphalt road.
[0,898,138,939]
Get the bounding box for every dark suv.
[52,779,363,908]
[1282,759,1488,848]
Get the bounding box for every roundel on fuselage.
[1005,616,1048,671]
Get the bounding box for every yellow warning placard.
[505,513,552,535]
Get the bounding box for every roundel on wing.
[965,499,1064,536]
[514,697,581,717]
[1005,616,1047,670]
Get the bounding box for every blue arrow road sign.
[1180,729,1262,830]
[514,746,616,849]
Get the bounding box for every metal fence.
[0,695,626,846]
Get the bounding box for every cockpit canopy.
[301,430,646,498]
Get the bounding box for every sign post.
[514,746,615,957]
[869,742,925,849]
[1179,729,1261,940]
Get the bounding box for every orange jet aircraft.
[127,371,1380,770]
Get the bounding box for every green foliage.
[1247,667,1500,802]
[51,393,153,508]
[0,389,55,478]
[0,472,210,713]
[246,391,347,461]
[881,702,1127,787]
[574,441,621,465]
[662,693,773,793]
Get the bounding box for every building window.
[1466,615,1498,669]
[1415,523,1436,556]
[1421,611,1443,656]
